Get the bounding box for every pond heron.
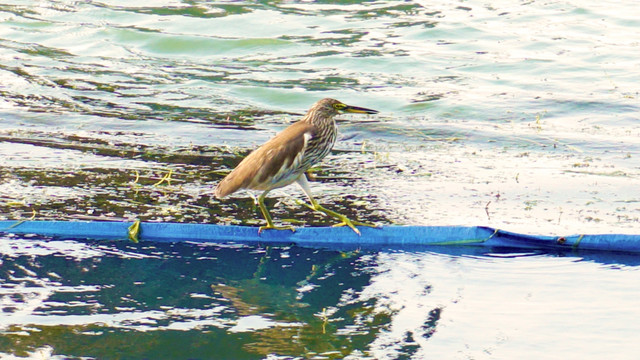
[214,98,379,235]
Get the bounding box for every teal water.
[1,0,640,358]
[2,237,640,359]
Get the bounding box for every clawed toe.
[258,225,296,234]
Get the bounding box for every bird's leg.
[257,191,295,234]
[308,200,379,235]
[295,176,377,236]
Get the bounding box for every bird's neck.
[303,114,336,130]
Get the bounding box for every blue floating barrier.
[1,220,639,254]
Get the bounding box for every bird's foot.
[343,220,380,228]
[299,200,379,235]
[331,219,360,235]
[312,204,379,236]
[258,224,296,235]
[331,218,380,236]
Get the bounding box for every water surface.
[2,236,640,359]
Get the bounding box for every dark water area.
[2,236,640,359]
[1,238,379,359]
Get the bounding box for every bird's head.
[313,98,379,117]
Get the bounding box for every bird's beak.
[343,104,379,114]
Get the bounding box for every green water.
[1,0,640,359]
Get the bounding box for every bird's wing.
[214,121,316,197]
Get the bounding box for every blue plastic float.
[1,220,639,254]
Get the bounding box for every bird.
[214,98,379,235]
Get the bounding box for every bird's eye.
[333,103,346,110]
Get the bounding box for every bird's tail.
[213,179,230,198]
[213,171,242,198]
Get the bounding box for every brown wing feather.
[214,121,315,198]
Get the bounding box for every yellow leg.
[307,199,379,236]
[295,176,378,236]
[256,191,295,234]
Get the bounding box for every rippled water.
[2,236,640,359]
[1,0,640,358]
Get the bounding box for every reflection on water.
[2,237,640,359]
[0,237,379,358]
